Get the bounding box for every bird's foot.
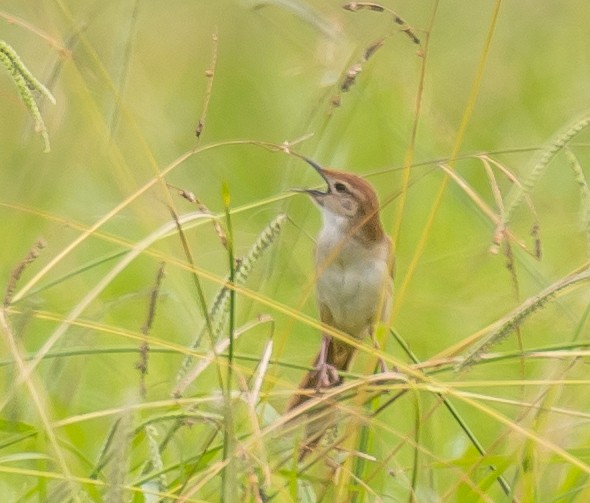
[314,362,341,390]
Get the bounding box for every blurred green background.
[2,1,590,501]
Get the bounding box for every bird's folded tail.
[285,336,356,460]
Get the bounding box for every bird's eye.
[334,182,347,193]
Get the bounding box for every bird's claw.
[314,362,341,390]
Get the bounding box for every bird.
[286,157,394,456]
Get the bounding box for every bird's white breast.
[315,214,391,339]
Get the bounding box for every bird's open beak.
[291,156,331,197]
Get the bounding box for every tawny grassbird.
[287,158,394,420]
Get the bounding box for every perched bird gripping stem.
[287,158,394,457]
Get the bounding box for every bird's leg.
[370,328,388,374]
[314,334,341,389]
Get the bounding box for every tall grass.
[1,1,590,502]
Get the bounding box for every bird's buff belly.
[316,262,389,338]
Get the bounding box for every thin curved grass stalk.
[106,0,139,138]
[518,354,577,496]
[409,394,421,503]
[392,5,433,247]
[564,148,590,258]
[222,182,236,392]
[245,336,274,489]
[174,214,287,389]
[572,302,590,344]
[395,0,506,311]
[104,410,132,503]
[248,0,337,39]
[144,425,167,492]
[194,32,218,140]
[173,316,273,397]
[169,204,224,392]
[8,140,289,304]
[350,414,372,502]
[0,41,56,152]
[138,263,166,399]
[504,112,590,226]
[0,211,213,415]
[220,181,237,503]
[166,322,275,499]
[136,412,223,482]
[457,266,590,370]
[249,331,273,407]
[480,155,509,255]
[388,328,514,498]
[0,310,82,501]
[479,156,522,324]
[89,418,121,479]
[479,154,540,259]
[436,163,530,253]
